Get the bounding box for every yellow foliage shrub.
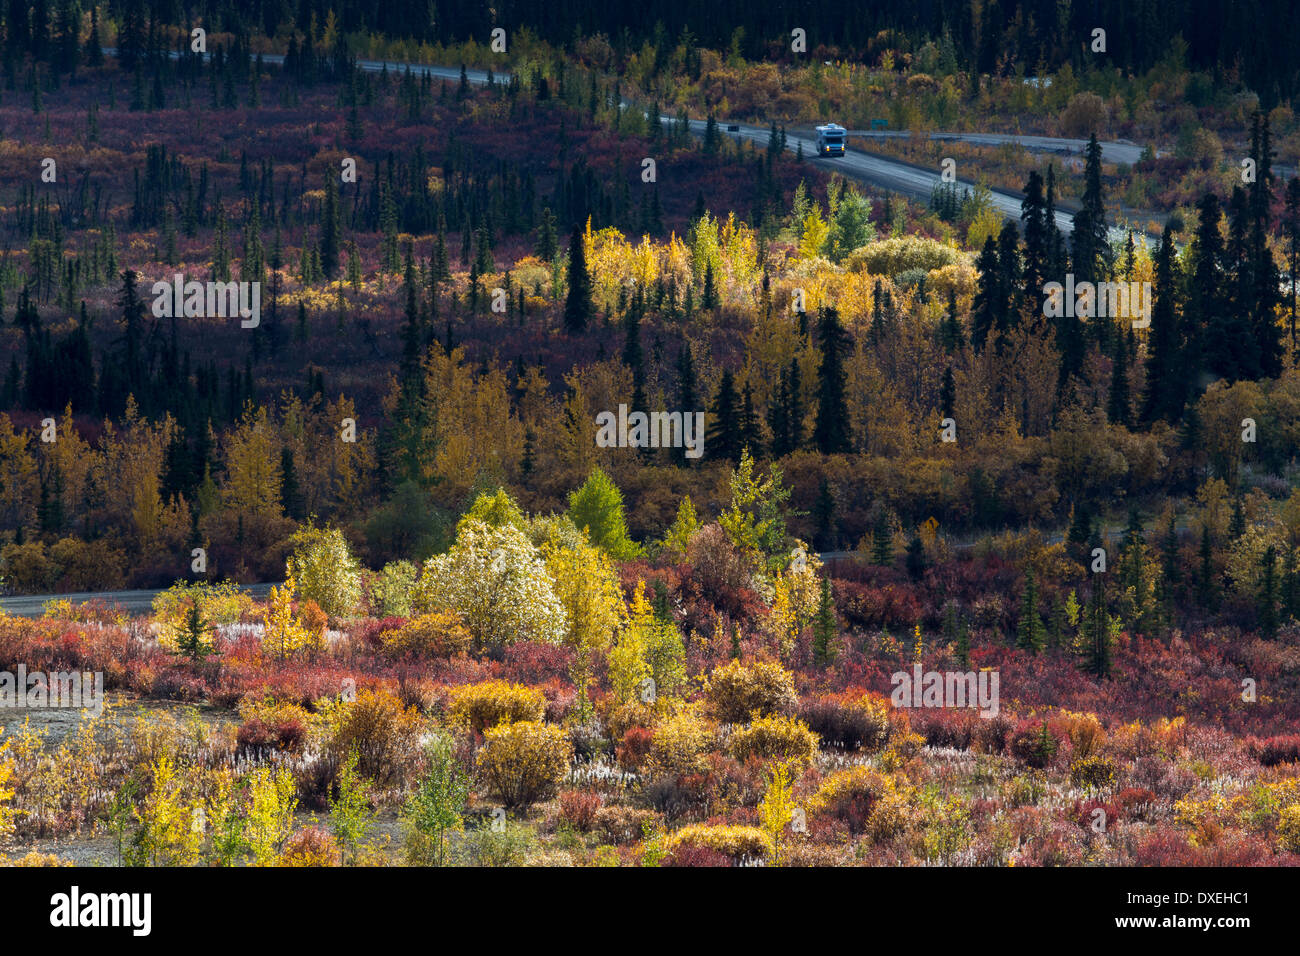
[381,611,472,659]
[645,712,715,779]
[807,765,908,839]
[1278,804,1300,853]
[320,688,424,788]
[844,235,966,276]
[447,680,546,734]
[666,823,773,861]
[1052,710,1106,760]
[278,826,343,866]
[702,660,798,723]
[728,716,819,766]
[1,850,71,866]
[477,720,573,809]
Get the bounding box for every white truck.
[815,123,847,156]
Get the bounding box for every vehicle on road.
[816,123,847,156]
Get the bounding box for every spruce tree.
[813,307,852,453]
[871,509,893,566]
[1017,569,1046,653]
[812,576,838,667]
[675,339,698,466]
[706,369,740,463]
[905,535,927,581]
[1142,223,1184,422]
[1084,577,1112,678]
[971,236,1000,353]
[1259,545,1280,639]
[563,223,592,334]
[1107,330,1130,425]
[813,477,836,550]
[1197,524,1217,609]
[939,365,957,421]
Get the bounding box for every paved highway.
[843,130,1156,166]
[106,47,1169,236]
[0,583,277,618]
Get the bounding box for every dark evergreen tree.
[812,576,838,667]
[706,369,741,463]
[905,534,927,582]
[1084,576,1112,678]
[813,477,836,550]
[971,236,1000,353]
[1017,569,1046,653]
[1107,330,1130,426]
[871,508,893,566]
[1259,545,1280,639]
[813,307,852,454]
[738,380,762,457]
[563,224,592,334]
[1142,223,1185,422]
[939,365,956,421]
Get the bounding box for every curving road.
[107,48,1170,238]
[695,118,1082,235]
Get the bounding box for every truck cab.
[815,123,847,156]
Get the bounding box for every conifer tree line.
[10,0,1288,107]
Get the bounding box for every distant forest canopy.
[65,0,1300,105]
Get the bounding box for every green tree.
[812,576,838,667]
[329,750,375,865]
[1083,577,1114,677]
[813,307,852,453]
[169,603,219,664]
[829,186,875,261]
[1016,569,1046,653]
[871,509,894,566]
[567,467,643,559]
[1259,544,1281,639]
[320,174,341,278]
[719,450,798,574]
[286,524,363,617]
[403,734,468,865]
[563,223,592,333]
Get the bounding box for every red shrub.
[798,691,891,750]
[236,714,307,755]
[1008,720,1062,769]
[1247,735,1300,767]
[558,790,602,832]
[502,641,576,684]
[1133,831,1273,867]
[1117,788,1157,821]
[833,579,923,630]
[912,708,979,750]
[616,726,655,772]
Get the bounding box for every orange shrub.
[381,611,473,659]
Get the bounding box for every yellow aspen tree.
[216,405,285,547]
[0,413,38,531]
[262,574,311,660]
